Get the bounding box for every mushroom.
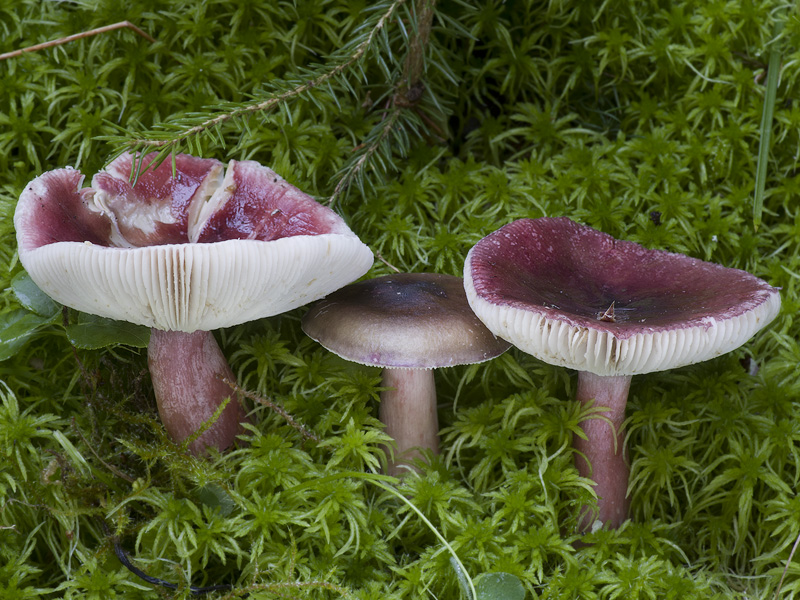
[14,153,373,454]
[301,273,510,475]
[463,217,781,529]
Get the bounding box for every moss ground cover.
[1,0,799,597]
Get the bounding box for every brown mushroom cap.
[301,273,511,369]
[464,217,781,376]
[14,153,373,332]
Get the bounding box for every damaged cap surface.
[15,153,374,332]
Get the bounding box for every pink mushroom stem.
[573,372,632,530]
[379,368,440,476]
[147,329,246,455]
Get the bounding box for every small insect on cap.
[464,217,781,377]
[301,273,511,369]
[14,153,374,332]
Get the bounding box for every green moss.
[1,0,799,597]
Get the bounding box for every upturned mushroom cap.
[464,217,781,377]
[15,153,374,332]
[301,273,511,369]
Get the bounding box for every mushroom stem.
[380,368,440,476]
[573,372,632,530]
[147,329,246,455]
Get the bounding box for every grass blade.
[753,19,784,231]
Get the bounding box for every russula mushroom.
[464,217,780,529]
[301,273,510,475]
[14,152,373,454]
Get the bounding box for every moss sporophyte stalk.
[0,0,799,598]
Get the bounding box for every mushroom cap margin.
[463,218,781,377]
[21,234,374,332]
[302,273,511,369]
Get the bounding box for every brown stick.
[403,0,437,92]
[375,251,403,273]
[0,21,155,61]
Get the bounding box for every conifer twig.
[329,107,403,203]
[328,0,441,203]
[0,21,155,61]
[125,0,407,153]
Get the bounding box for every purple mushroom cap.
[15,153,374,332]
[14,153,375,454]
[464,217,781,376]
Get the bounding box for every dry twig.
[0,21,155,61]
